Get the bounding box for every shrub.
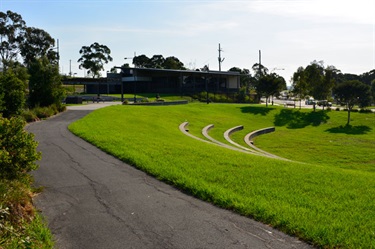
[335,107,340,111]
[33,106,54,119]
[359,109,372,113]
[0,68,27,118]
[0,116,41,180]
[21,109,39,123]
[122,99,129,105]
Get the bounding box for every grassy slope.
[69,103,375,248]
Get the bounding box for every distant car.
[317,100,332,107]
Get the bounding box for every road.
[27,103,313,249]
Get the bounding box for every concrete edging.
[244,127,287,160]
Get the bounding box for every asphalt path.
[27,103,313,249]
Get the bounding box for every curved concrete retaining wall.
[179,122,213,144]
[246,127,275,141]
[223,126,256,153]
[244,127,287,160]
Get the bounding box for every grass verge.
[0,178,53,249]
[68,103,375,248]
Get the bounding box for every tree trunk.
[347,109,351,125]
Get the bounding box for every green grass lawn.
[68,103,375,248]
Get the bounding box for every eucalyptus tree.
[257,73,286,107]
[28,56,64,107]
[0,10,26,70]
[132,54,150,68]
[20,27,58,67]
[251,63,268,80]
[334,80,371,125]
[78,42,112,97]
[292,66,309,109]
[78,42,113,78]
[149,54,165,68]
[304,61,325,100]
[163,56,185,70]
[0,67,27,117]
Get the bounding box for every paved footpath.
[27,103,313,249]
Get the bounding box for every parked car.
[317,100,332,107]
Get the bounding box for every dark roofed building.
[64,67,241,96]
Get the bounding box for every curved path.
[27,103,312,249]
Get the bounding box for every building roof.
[118,67,241,77]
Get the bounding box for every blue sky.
[1,0,374,84]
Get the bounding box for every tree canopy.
[334,80,372,125]
[20,27,58,66]
[132,54,186,70]
[256,73,286,107]
[78,42,113,78]
[0,10,26,69]
[28,56,64,107]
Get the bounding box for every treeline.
[131,54,186,70]
[0,10,65,117]
[1,10,60,248]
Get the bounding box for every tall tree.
[132,54,150,68]
[334,80,371,125]
[292,66,309,109]
[77,42,112,78]
[257,73,286,107]
[163,56,185,70]
[28,56,64,107]
[0,10,26,70]
[149,55,165,68]
[251,63,268,80]
[20,27,58,67]
[321,65,338,104]
[304,61,325,100]
[0,68,26,117]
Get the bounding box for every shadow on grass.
[239,106,275,116]
[326,125,372,135]
[274,109,330,129]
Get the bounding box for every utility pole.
[218,43,225,71]
[258,50,262,76]
[259,50,261,67]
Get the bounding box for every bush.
[335,107,340,111]
[0,116,41,180]
[0,69,27,118]
[21,109,39,123]
[122,99,129,105]
[0,179,54,248]
[359,109,372,113]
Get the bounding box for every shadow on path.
[274,109,330,129]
